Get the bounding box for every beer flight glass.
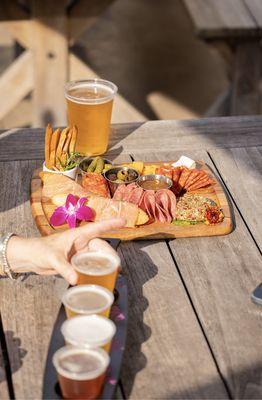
[65,79,118,156]
[71,252,120,292]
[62,284,114,319]
[53,346,109,400]
[61,314,116,353]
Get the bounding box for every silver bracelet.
[0,233,18,280]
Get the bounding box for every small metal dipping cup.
[137,174,173,190]
[104,166,139,195]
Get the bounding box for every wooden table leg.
[31,1,68,127]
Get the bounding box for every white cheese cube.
[172,156,196,169]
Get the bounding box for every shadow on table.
[118,242,158,398]
[0,330,27,382]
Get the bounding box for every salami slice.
[187,176,211,191]
[177,168,191,191]
[184,170,204,189]
[188,178,215,191]
[155,202,169,223]
[129,186,144,205]
[172,167,182,183]
[140,191,155,223]
[164,189,177,218]
[113,184,126,201]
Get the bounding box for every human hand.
[6,218,125,284]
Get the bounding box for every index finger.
[67,217,126,244]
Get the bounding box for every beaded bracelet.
[0,233,18,280]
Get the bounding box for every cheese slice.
[172,156,196,169]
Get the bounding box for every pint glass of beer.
[71,252,120,292]
[65,79,118,156]
[62,285,114,318]
[61,315,116,353]
[53,346,109,400]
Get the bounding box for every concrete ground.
[0,0,228,127]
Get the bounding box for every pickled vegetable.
[87,157,99,172]
[94,157,104,174]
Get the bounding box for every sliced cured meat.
[163,189,177,219]
[155,203,169,223]
[172,167,182,183]
[87,196,139,227]
[187,178,214,191]
[140,191,156,223]
[82,173,110,198]
[121,183,136,202]
[184,170,204,189]
[155,191,171,222]
[177,168,191,192]
[128,186,144,205]
[113,184,126,201]
[187,175,211,191]
[156,166,173,179]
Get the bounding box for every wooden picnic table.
[0,115,262,399]
[183,0,262,116]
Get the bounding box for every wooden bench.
[183,0,262,116]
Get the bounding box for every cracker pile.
[45,124,78,170]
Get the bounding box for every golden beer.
[65,79,117,156]
[61,315,116,353]
[62,285,114,319]
[53,346,109,400]
[71,252,120,293]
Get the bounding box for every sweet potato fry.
[45,123,53,169]
[55,127,69,169]
[69,125,78,154]
[49,128,61,169]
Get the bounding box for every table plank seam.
[165,239,233,400]
[0,314,14,400]
[207,151,262,256]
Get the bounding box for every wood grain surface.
[0,119,261,399]
[0,160,68,400]
[119,240,229,399]
[30,161,233,240]
[1,116,262,161]
[142,152,262,399]
[209,146,262,251]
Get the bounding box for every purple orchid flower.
[50,194,94,229]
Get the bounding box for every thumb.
[52,257,78,285]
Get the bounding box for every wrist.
[6,236,37,273]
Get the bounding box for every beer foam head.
[62,284,114,315]
[72,252,120,276]
[53,346,109,381]
[65,79,118,105]
[61,315,116,348]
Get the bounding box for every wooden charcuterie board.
[30,162,234,240]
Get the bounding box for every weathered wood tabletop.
[0,116,261,399]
